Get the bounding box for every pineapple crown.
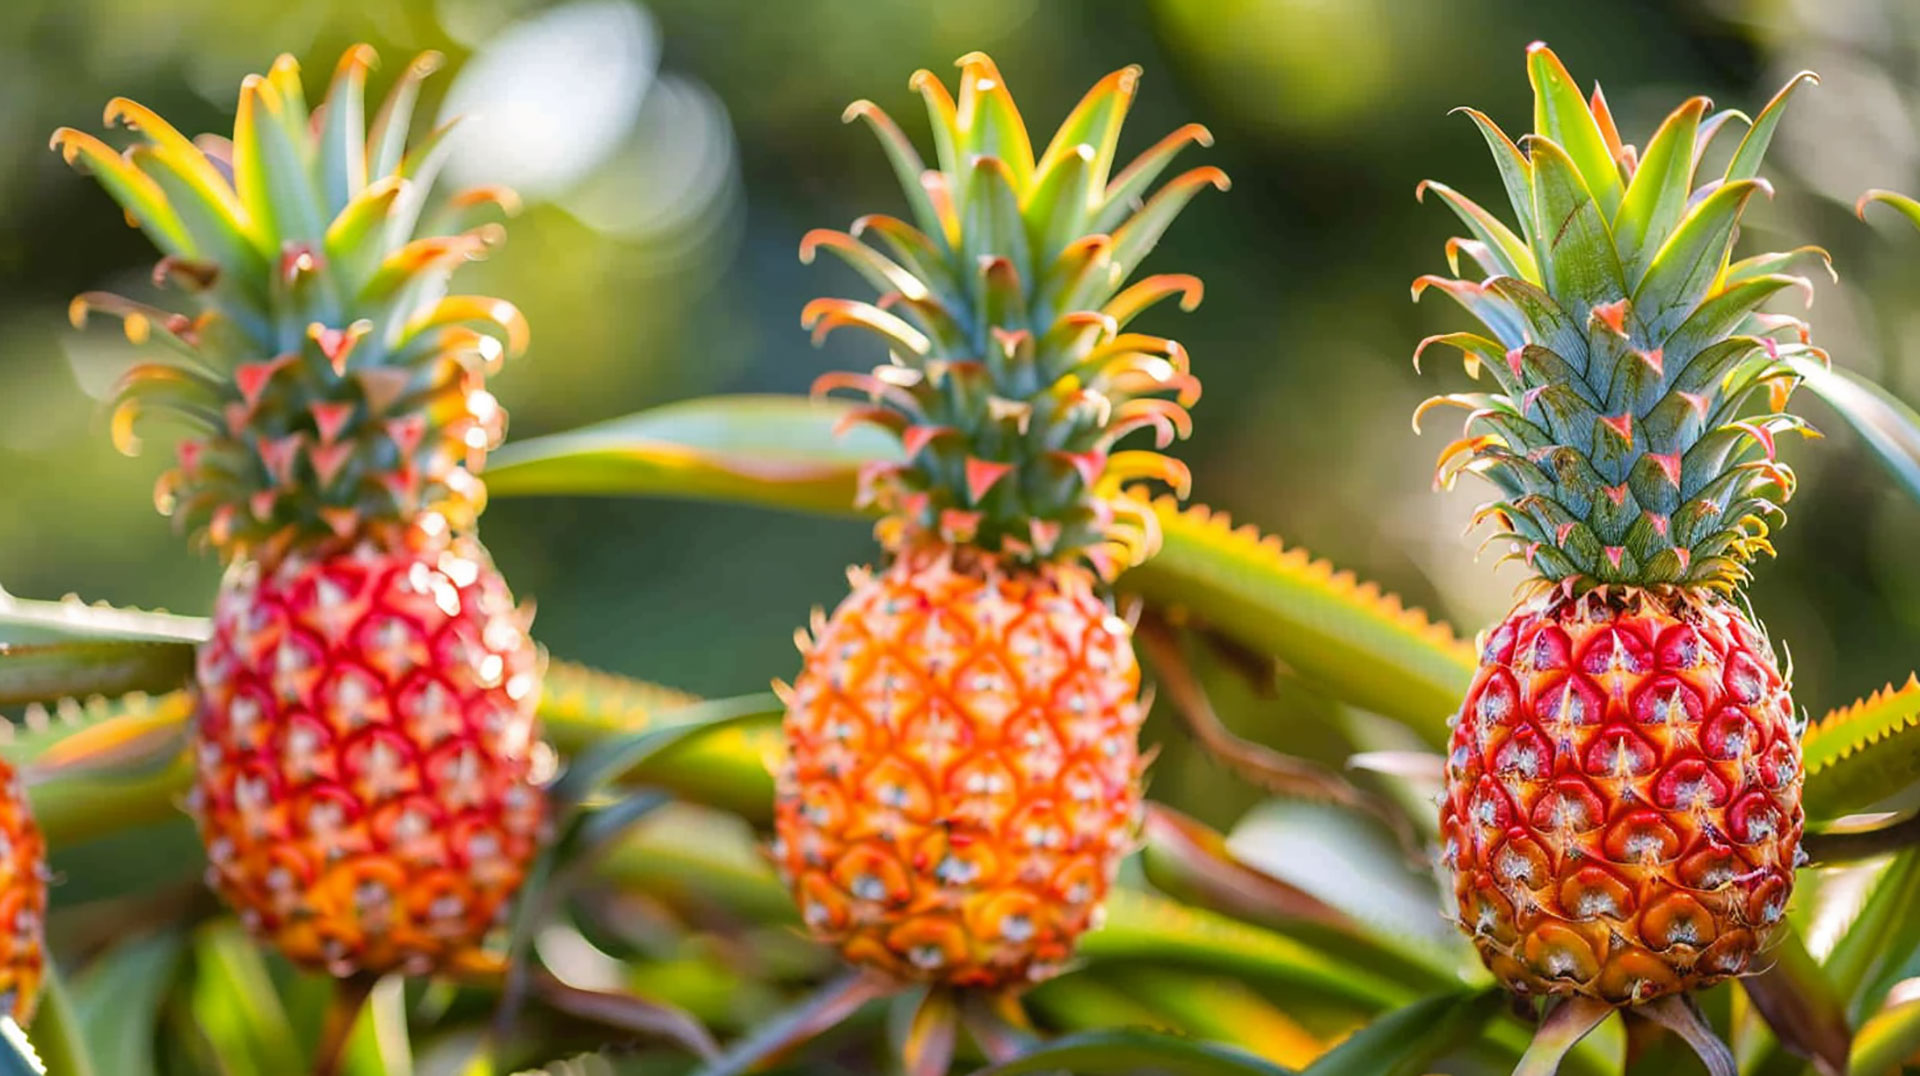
[1415,43,1830,593]
[53,46,526,566]
[806,53,1226,579]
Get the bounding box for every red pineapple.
[55,48,545,977]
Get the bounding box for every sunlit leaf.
[338,976,411,1076]
[1079,888,1414,1010]
[1802,675,1920,820]
[489,396,1476,739]
[1301,991,1503,1076]
[1823,850,1920,1018]
[1852,982,1920,1076]
[0,594,205,706]
[187,922,305,1076]
[548,693,782,812]
[1785,356,1920,512]
[485,394,897,514]
[970,1029,1294,1075]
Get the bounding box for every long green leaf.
[549,694,781,810]
[489,396,1477,741]
[1852,987,1920,1076]
[485,395,897,514]
[1802,676,1920,820]
[29,962,94,1076]
[188,922,305,1075]
[0,595,205,706]
[1078,888,1413,1010]
[71,932,184,1076]
[971,1029,1293,1076]
[1787,356,1920,511]
[1302,991,1504,1076]
[1824,851,1920,1017]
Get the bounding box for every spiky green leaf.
[1802,676,1920,820]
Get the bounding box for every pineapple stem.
[697,970,893,1076]
[310,973,376,1076]
[1513,996,1612,1076]
[898,987,960,1076]
[1637,995,1736,1076]
[957,990,1039,1063]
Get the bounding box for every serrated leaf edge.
[1148,497,1475,664]
[1803,673,1920,777]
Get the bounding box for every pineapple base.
[1440,587,1803,1004]
[190,532,545,978]
[773,547,1145,990]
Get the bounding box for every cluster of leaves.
[8,347,1920,1075]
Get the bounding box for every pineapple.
[54,47,544,978]
[772,54,1223,989]
[0,762,44,1023]
[1421,44,1817,1013]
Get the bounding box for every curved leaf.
[485,394,898,514]
[71,932,183,1076]
[1785,356,1920,510]
[1802,676,1920,820]
[489,396,1477,739]
[1079,888,1414,1010]
[1302,991,1503,1076]
[970,1029,1294,1076]
[188,922,304,1076]
[29,963,94,1076]
[549,693,781,811]
[0,595,205,706]
[1852,984,1920,1076]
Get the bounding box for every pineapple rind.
[190,532,543,976]
[1417,45,1824,590]
[56,47,526,564]
[1440,586,1802,1003]
[774,548,1143,988]
[806,55,1224,578]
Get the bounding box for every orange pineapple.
[773,54,1222,989]
[55,47,543,977]
[0,763,44,1022]
[1419,43,1817,1040]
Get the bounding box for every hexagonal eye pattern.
[773,553,1144,989]
[193,537,543,978]
[1440,592,1802,1003]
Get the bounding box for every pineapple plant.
[772,53,1223,992]
[51,46,545,979]
[1418,43,1820,1063]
